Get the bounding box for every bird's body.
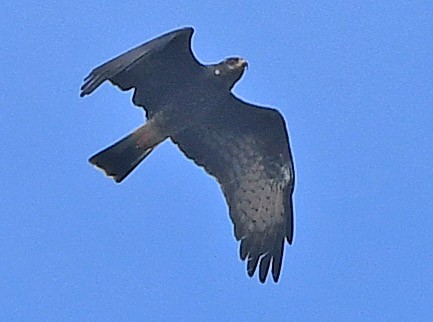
[81,27,295,283]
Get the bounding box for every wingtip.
[272,273,280,283]
[179,26,194,33]
[287,235,293,245]
[286,221,294,244]
[173,26,195,42]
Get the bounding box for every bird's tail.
[89,125,163,183]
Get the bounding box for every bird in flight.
[80,27,295,283]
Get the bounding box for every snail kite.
[80,27,295,283]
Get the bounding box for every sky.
[1,1,433,321]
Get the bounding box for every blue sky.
[2,1,432,321]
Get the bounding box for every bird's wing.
[171,97,295,283]
[80,27,202,113]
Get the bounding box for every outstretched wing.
[80,27,203,115]
[171,97,295,283]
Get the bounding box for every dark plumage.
[80,27,295,283]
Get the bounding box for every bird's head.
[212,57,248,90]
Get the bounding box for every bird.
[80,27,295,283]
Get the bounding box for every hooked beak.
[238,58,248,69]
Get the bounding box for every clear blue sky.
[2,1,432,321]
